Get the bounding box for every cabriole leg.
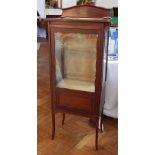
[62,113,65,125]
[51,111,55,140]
[95,117,99,150]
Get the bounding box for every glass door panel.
[55,32,98,92]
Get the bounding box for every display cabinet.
[48,5,111,150]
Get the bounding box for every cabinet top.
[46,17,111,23]
[46,5,112,23]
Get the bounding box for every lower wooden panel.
[56,90,94,114]
[59,94,91,110]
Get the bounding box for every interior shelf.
[57,78,95,92]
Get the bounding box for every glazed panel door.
[54,31,98,93]
[49,23,104,115]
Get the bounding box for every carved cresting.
[62,5,112,18]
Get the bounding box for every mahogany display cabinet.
[47,5,112,150]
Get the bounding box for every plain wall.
[62,0,78,8]
[96,0,118,8]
